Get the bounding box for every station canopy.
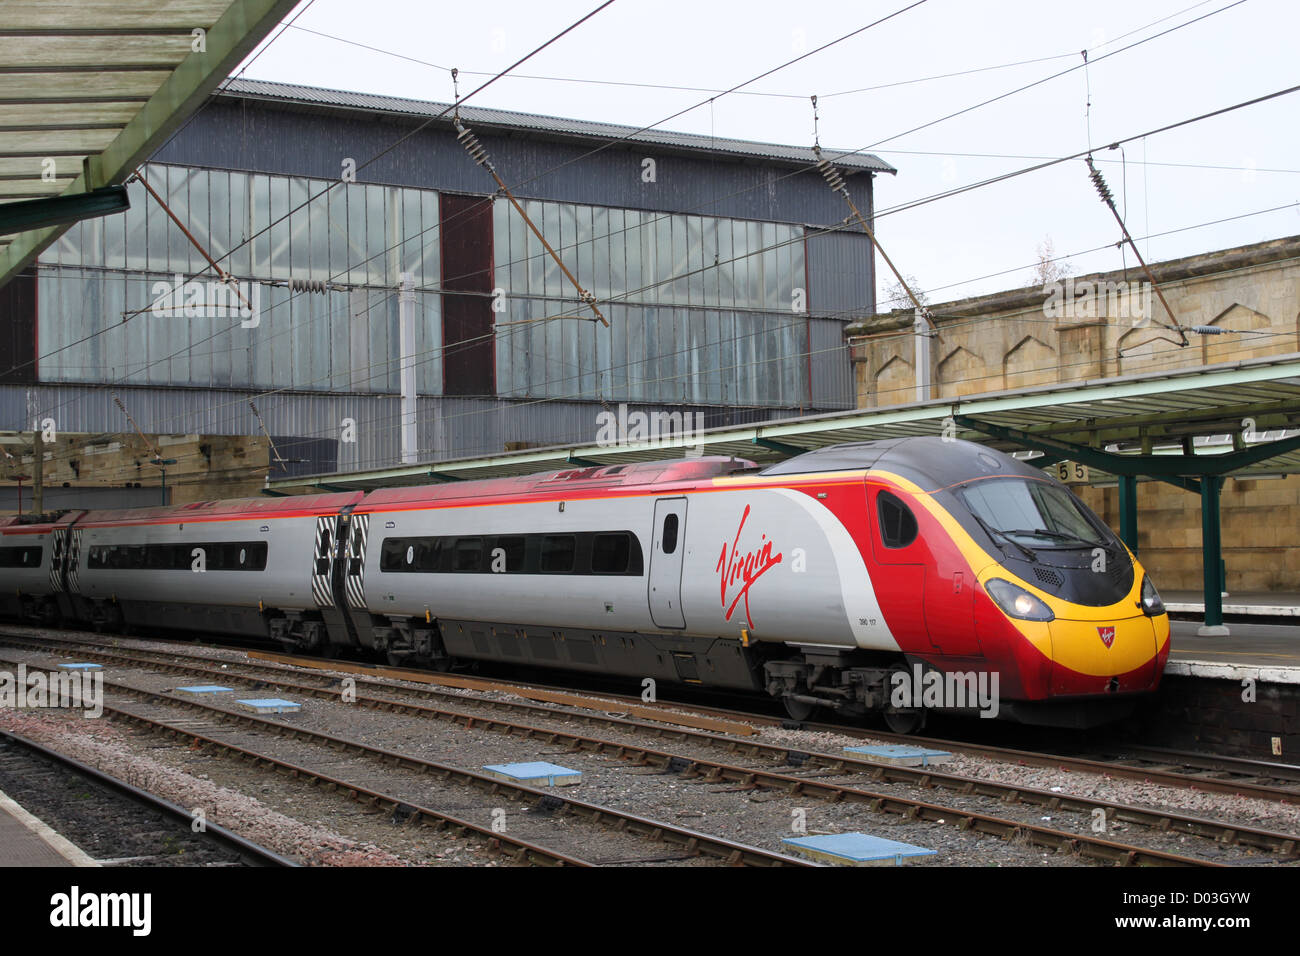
[0,0,300,288]
[267,352,1300,493]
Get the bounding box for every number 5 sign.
[1056,461,1089,483]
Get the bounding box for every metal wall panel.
[806,230,875,318]
[152,101,876,229]
[809,317,856,410]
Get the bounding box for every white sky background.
[234,0,1300,309]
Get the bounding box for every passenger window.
[662,513,679,555]
[591,533,630,573]
[878,491,918,549]
[539,535,575,573]
[454,537,483,572]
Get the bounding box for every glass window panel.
[730,221,748,308]
[508,199,527,295]
[56,221,83,266]
[420,190,439,288]
[524,200,544,296]
[250,174,271,280]
[226,171,249,279]
[328,183,348,284]
[346,185,367,286]
[670,215,688,304]
[366,183,387,285]
[592,207,609,300]
[623,210,642,304]
[541,202,561,299]
[574,203,593,293]
[716,218,733,309]
[269,173,291,279]
[123,179,148,271]
[793,226,807,306]
[101,275,126,380]
[625,306,645,402]
[103,198,127,270]
[144,164,170,273]
[308,179,331,281]
[700,217,717,307]
[558,201,577,282]
[686,216,703,306]
[167,166,192,274]
[762,222,779,310]
[607,208,625,304]
[746,221,763,309]
[288,176,310,280]
[655,215,673,305]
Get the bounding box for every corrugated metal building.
[1,79,893,486]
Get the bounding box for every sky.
[233,0,1300,307]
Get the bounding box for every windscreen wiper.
[1003,528,1099,548]
[969,514,1037,562]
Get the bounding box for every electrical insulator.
[816,158,848,195]
[287,278,330,293]
[455,121,491,167]
[1087,158,1115,206]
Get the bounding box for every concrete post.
[913,310,931,404]
[398,272,417,465]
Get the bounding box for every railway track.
[0,653,811,867]
[0,729,294,867]
[9,627,1296,804]
[3,633,1280,866]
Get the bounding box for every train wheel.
[782,697,818,722]
[883,707,927,735]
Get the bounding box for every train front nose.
[1046,612,1167,695]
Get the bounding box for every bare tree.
[881,274,929,312]
[1030,236,1072,288]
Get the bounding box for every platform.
[1167,620,1300,683]
[0,788,98,867]
[1164,590,1300,618]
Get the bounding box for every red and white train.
[0,438,1171,729]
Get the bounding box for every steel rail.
[8,637,1294,858]
[0,727,298,867]
[8,661,810,868]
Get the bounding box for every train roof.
[356,457,760,509]
[762,437,1049,491]
[75,491,364,527]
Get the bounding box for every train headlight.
[1140,576,1165,616]
[986,578,1055,622]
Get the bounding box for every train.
[0,437,1171,731]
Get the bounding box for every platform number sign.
[1056,461,1089,484]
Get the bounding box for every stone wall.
[1,433,271,512]
[846,235,1300,592]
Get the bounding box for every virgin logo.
[716,504,783,629]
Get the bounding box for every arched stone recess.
[1204,303,1271,365]
[1116,325,1182,375]
[1002,335,1056,391]
[937,345,988,397]
[873,354,913,407]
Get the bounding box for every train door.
[311,510,360,647]
[868,484,935,651]
[648,498,687,629]
[340,512,373,645]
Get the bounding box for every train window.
[591,533,631,574]
[494,535,527,572]
[316,528,332,575]
[453,537,483,572]
[539,535,576,573]
[0,546,42,568]
[878,492,918,549]
[662,514,679,554]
